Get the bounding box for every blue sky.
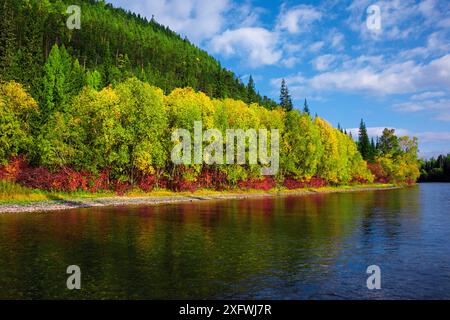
[107,0,450,158]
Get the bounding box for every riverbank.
[0,184,399,213]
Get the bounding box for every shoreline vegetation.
[1,1,421,210]
[0,183,399,214]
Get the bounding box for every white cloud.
[329,30,345,51]
[346,0,448,41]
[312,54,337,71]
[276,4,322,34]
[399,31,450,59]
[282,57,300,68]
[270,74,306,88]
[309,41,325,52]
[210,28,282,67]
[416,131,450,142]
[393,98,450,121]
[304,54,450,95]
[347,127,410,138]
[411,91,446,101]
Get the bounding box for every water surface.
[1,184,449,299]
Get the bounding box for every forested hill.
[0,0,277,109]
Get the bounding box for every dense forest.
[419,154,450,182]
[0,0,278,109]
[0,1,421,194]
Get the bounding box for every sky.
[107,0,450,158]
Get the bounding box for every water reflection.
[1,185,449,299]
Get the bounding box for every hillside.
[0,0,277,109]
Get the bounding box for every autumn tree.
[0,81,38,164]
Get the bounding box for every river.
[0,183,449,299]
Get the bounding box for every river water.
[0,184,449,299]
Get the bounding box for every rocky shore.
[0,186,400,214]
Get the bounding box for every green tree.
[379,128,400,156]
[303,99,310,115]
[358,119,370,160]
[282,110,322,179]
[0,0,17,81]
[0,81,38,164]
[246,75,257,104]
[279,79,293,112]
[41,45,73,118]
[315,117,340,183]
[86,70,103,90]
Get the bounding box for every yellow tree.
[0,81,38,164]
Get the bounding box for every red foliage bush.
[1,158,340,195]
[16,166,92,192]
[196,168,229,190]
[0,156,23,181]
[170,175,198,192]
[350,176,368,184]
[237,177,277,191]
[112,180,130,195]
[283,176,327,189]
[367,162,389,183]
[89,170,110,193]
[137,174,157,192]
[0,157,112,193]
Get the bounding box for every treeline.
[355,120,420,185]
[1,76,378,192]
[1,75,422,193]
[419,154,450,182]
[0,0,277,109]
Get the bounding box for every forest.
[0,0,278,109]
[0,1,421,194]
[419,154,450,182]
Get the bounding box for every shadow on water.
[0,184,449,299]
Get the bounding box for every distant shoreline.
[0,185,400,214]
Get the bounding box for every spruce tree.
[369,137,377,161]
[247,75,257,104]
[0,0,17,81]
[303,98,310,115]
[41,44,73,118]
[279,79,293,112]
[358,119,370,160]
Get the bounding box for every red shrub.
[350,176,368,184]
[196,168,229,190]
[170,175,198,192]
[283,177,308,189]
[0,156,24,181]
[283,176,327,189]
[237,177,277,191]
[367,162,389,183]
[137,174,157,192]
[89,170,110,193]
[112,180,131,195]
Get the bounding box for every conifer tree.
[41,45,73,118]
[246,75,257,104]
[279,79,293,112]
[0,0,16,81]
[358,119,370,160]
[371,137,377,159]
[303,98,310,115]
